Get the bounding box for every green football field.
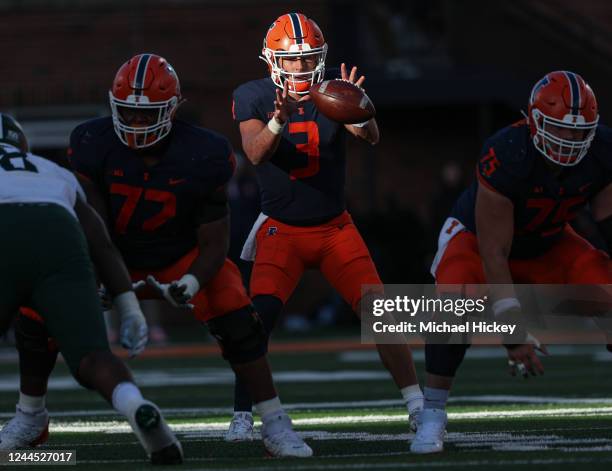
[0,338,611,470]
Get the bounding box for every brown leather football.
[309,79,376,124]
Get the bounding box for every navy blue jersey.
[451,120,612,258]
[232,73,347,225]
[69,117,234,269]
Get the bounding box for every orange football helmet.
[528,71,599,166]
[109,53,181,149]
[260,12,327,94]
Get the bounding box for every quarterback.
[228,12,424,441]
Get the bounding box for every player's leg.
[0,205,55,450]
[0,310,57,450]
[29,206,182,464]
[201,258,311,456]
[520,227,612,343]
[231,245,301,414]
[229,294,283,440]
[412,231,485,453]
[318,214,424,430]
[228,219,304,440]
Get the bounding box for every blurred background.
[2,0,611,341]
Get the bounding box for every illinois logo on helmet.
[528,71,599,166]
[109,53,182,149]
[260,12,328,94]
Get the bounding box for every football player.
[228,12,423,441]
[411,71,612,454]
[4,54,311,458]
[0,114,182,464]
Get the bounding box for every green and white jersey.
[0,144,85,219]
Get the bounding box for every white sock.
[111,382,145,417]
[18,392,46,414]
[254,396,283,420]
[423,386,450,410]
[400,384,424,414]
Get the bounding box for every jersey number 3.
[289,121,320,180]
[111,183,177,233]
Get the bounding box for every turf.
[0,341,610,470]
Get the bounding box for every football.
[309,79,376,124]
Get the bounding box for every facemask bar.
[531,108,599,166]
[109,92,178,149]
[260,44,328,94]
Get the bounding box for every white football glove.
[114,291,148,357]
[99,281,147,312]
[146,274,199,310]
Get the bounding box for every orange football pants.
[435,226,611,285]
[21,250,251,324]
[249,211,383,311]
[129,250,251,322]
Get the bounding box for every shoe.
[225,412,254,442]
[409,407,422,433]
[410,408,447,454]
[127,401,183,465]
[261,412,312,457]
[0,406,49,450]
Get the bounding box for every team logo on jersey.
[267,226,278,236]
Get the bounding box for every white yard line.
[0,395,605,420]
[46,406,612,434]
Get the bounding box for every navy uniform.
[68,117,251,322]
[432,120,612,285]
[233,74,381,311]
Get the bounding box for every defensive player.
[4,54,311,458]
[0,114,182,464]
[228,12,423,441]
[411,71,612,454]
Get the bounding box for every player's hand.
[505,335,548,378]
[146,275,196,310]
[273,80,311,124]
[340,63,366,89]
[113,291,148,358]
[119,310,148,358]
[132,280,147,292]
[99,281,147,311]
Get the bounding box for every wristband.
[114,291,142,318]
[267,117,286,135]
[179,273,200,298]
[352,120,370,128]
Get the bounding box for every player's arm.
[76,174,110,225]
[74,196,131,296]
[240,80,309,165]
[591,182,612,253]
[476,182,545,374]
[345,119,380,146]
[187,184,231,284]
[147,185,230,308]
[475,183,515,292]
[340,63,380,145]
